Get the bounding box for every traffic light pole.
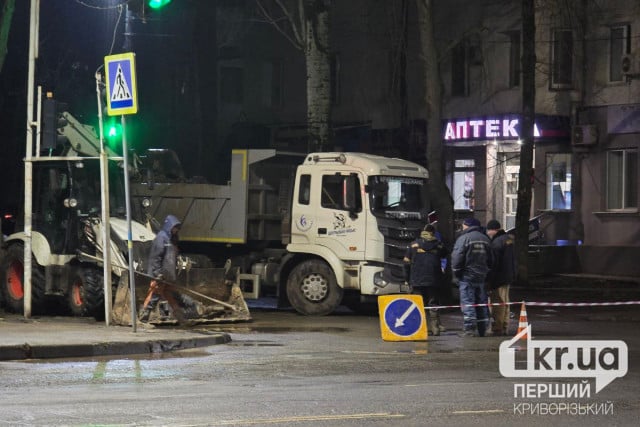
[120,115,138,332]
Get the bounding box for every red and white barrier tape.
[426,300,640,310]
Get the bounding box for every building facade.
[214,0,639,277]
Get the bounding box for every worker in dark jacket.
[403,224,449,335]
[147,215,182,283]
[486,219,516,336]
[139,215,193,322]
[451,217,493,337]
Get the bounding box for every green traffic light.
[105,122,122,144]
[148,0,172,9]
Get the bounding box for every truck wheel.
[0,244,46,314]
[68,266,104,318]
[286,259,343,316]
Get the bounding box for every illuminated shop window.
[546,153,572,210]
[453,159,475,210]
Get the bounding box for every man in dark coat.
[486,219,516,336]
[403,224,449,335]
[139,215,190,322]
[451,217,492,337]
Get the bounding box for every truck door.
[315,172,366,259]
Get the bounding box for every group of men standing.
[403,217,516,337]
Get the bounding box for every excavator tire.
[68,265,105,319]
[0,243,46,314]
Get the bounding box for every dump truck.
[130,149,431,315]
[0,110,249,324]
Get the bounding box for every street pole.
[23,0,40,318]
[96,71,113,326]
[120,115,138,332]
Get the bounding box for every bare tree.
[256,0,331,152]
[416,0,455,250]
[0,0,16,74]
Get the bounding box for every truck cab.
[285,152,430,314]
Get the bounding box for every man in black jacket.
[451,217,492,337]
[404,224,449,335]
[486,219,516,336]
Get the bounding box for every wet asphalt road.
[0,305,639,426]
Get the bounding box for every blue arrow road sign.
[104,53,138,116]
[384,297,424,337]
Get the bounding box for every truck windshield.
[368,176,427,219]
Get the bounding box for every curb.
[0,333,231,361]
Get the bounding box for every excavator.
[0,109,250,325]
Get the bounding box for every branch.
[255,0,304,50]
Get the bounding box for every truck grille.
[378,224,421,281]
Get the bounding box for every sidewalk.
[0,312,231,361]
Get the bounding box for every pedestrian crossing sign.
[104,53,138,116]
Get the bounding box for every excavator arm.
[58,112,119,158]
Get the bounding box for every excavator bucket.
[112,266,251,326]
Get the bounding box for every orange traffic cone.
[515,301,529,339]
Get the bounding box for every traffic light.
[41,94,68,152]
[147,0,171,9]
[104,119,122,148]
[42,97,59,151]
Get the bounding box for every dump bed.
[131,149,304,246]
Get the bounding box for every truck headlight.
[373,271,388,288]
[141,198,152,208]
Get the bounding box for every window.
[298,174,311,205]
[262,59,283,108]
[220,66,243,104]
[331,54,341,106]
[546,153,572,210]
[551,29,573,89]
[508,31,521,88]
[607,149,638,210]
[321,174,361,212]
[451,41,468,97]
[453,159,475,210]
[609,25,630,82]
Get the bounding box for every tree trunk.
[0,0,16,74]
[416,0,455,250]
[194,2,217,179]
[515,0,536,287]
[305,0,331,152]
